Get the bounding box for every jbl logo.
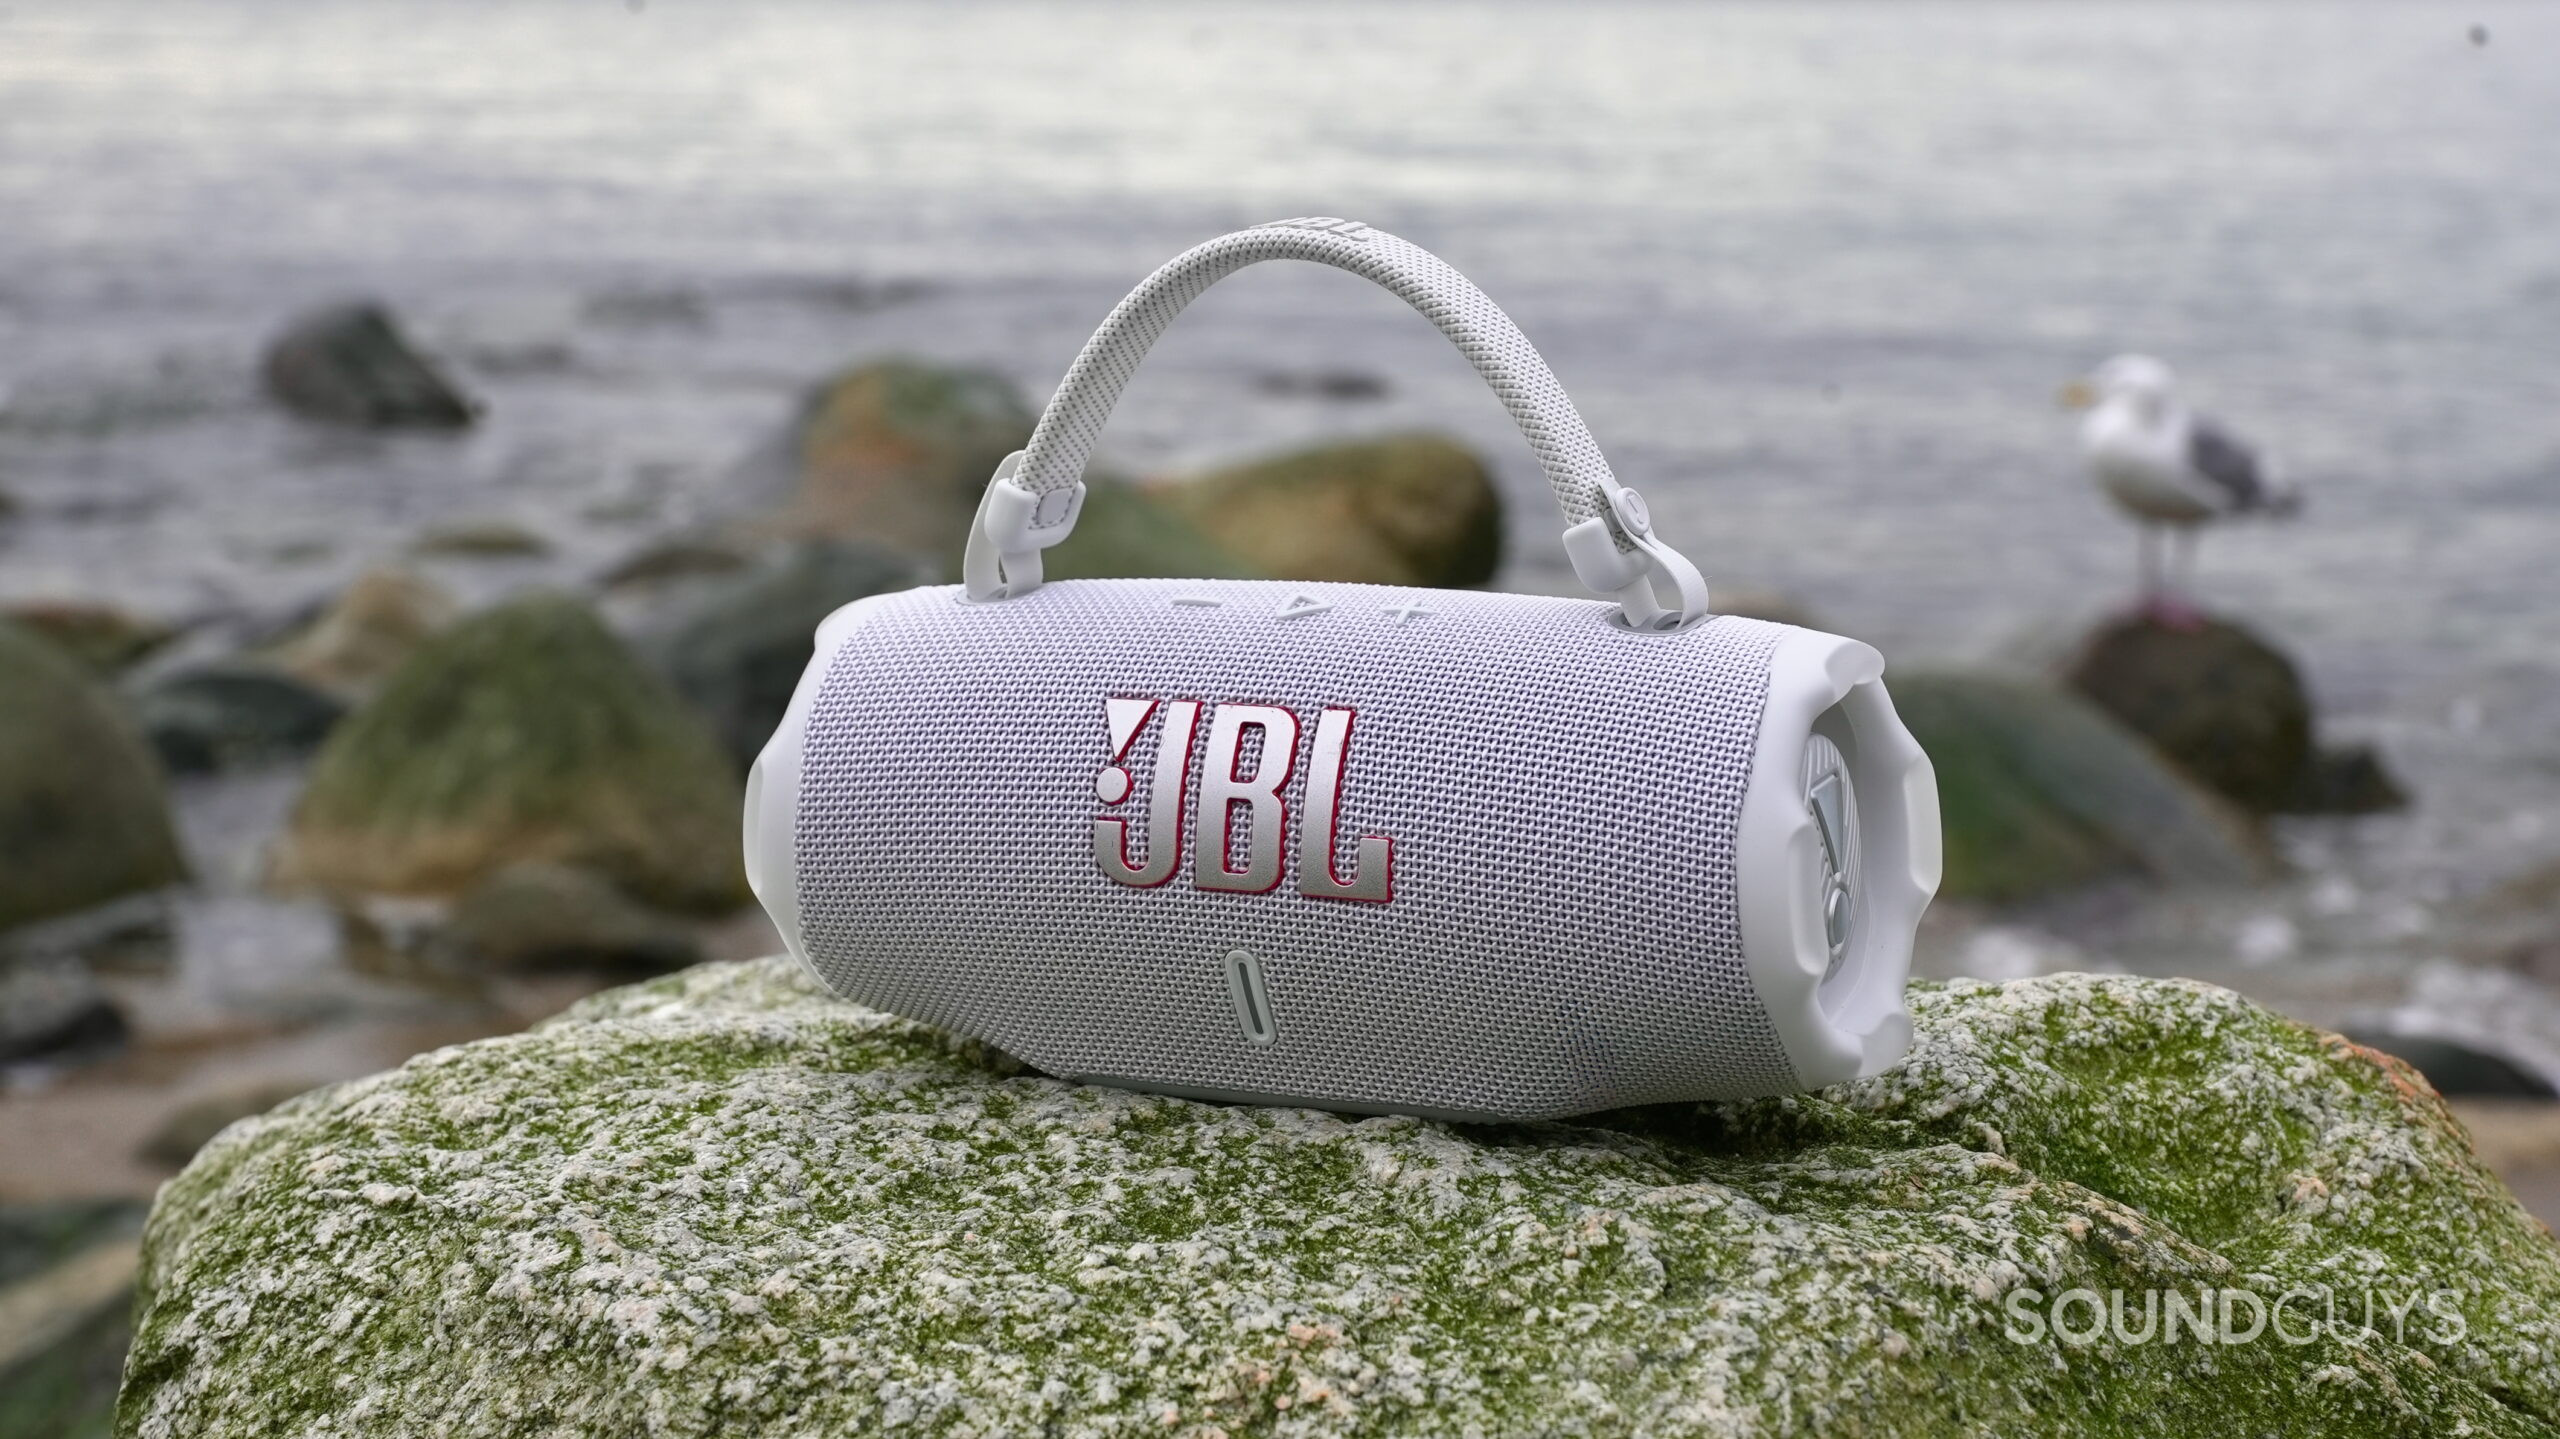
[1093,697,1394,903]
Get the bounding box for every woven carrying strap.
[966,219,1708,629]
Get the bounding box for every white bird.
[2061,354,2299,625]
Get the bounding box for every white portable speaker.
[746,219,1940,1122]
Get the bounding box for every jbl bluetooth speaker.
[746,220,1940,1121]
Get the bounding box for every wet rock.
[409,518,552,559]
[737,274,935,313]
[0,622,187,933]
[2352,964,2560,1099]
[0,957,127,1065]
[598,533,759,591]
[0,892,175,975]
[2288,742,2409,815]
[137,1079,319,1167]
[1891,670,2274,903]
[1144,432,1502,588]
[433,861,704,976]
[266,567,457,699]
[0,1200,145,1291]
[261,300,478,429]
[1710,582,1823,631]
[131,662,345,774]
[581,286,710,330]
[270,594,747,912]
[0,1206,142,1439]
[455,338,576,376]
[647,540,918,770]
[1253,367,1389,400]
[124,960,2560,1436]
[0,601,175,674]
[2062,613,2405,815]
[784,359,1037,554]
[2341,1029,2556,1099]
[2488,859,2560,984]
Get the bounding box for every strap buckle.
[1563,484,1711,631]
[962,451,1085,600]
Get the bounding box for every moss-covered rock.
[0,956,128,1064]
[433,861,704,976]
[0,622,186,933]
[780,359,1255,583]
[649,540,918,771]
[0,601,176,674]
[1893,670,2275,903]
[408,518,552,559]
[121,959,2560,1436]
[2,1201,144,1439]
[1145,433,1503,588]
[787,359,1037,555]
[270,594,745,912]
[1033,478,1261,585]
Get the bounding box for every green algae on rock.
[774,358,1254,584]
[270,594,746,912]
[1892,670,2276,903]
[0,620,186,932]
[121,959,2560,1436]
[434,861,704,976]
[0,600,176,675]
[1145,432,1503,589]
[1030,477,1261,587]
[787,358,1038,555]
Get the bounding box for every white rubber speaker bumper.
[1732,628,1939,1090]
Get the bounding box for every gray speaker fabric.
[792,579,1799,1120]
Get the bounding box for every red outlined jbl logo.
[1092,697,1393,903]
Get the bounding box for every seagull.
[2060,354,2299,625]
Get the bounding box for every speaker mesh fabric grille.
[793,579,1795,1118]
[1013,220,1626,546]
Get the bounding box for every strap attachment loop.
[963,451,1085,600]
[1562,484,1712,631]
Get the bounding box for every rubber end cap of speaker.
[1735,626,1939,1091]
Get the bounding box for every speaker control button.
[1610,487,1653,537]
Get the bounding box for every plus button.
[1380,601,1436,627]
